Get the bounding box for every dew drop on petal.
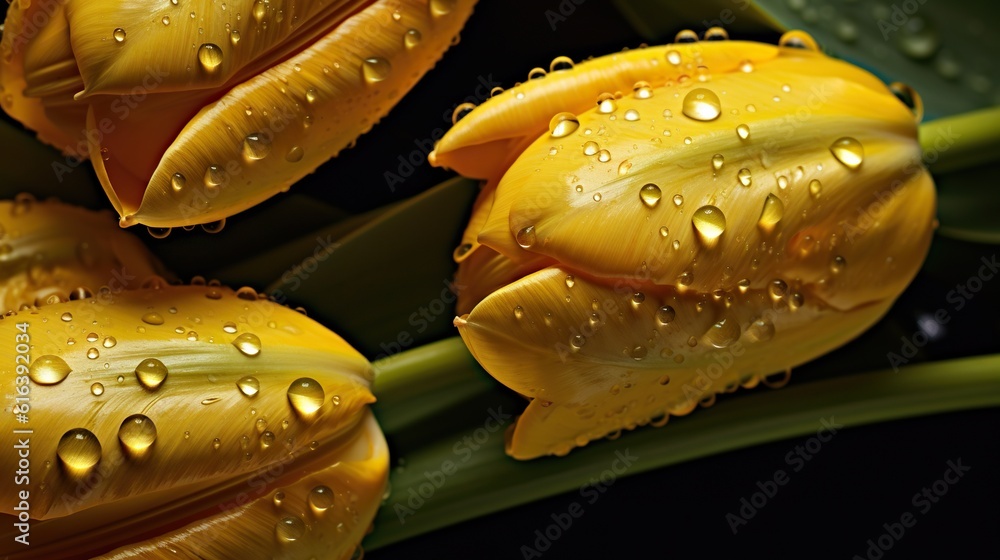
[549,112,580,138]
[682,88,722,121]
[829,137,864,169]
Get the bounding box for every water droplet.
[737,168,752,187]
[515,225,536,248]
[60,312,73,322]
[404,28,422,48]
[808,179,822,198]
[135,358,168,389]
[275,516,306,542]
[682,88,722,121]
[623,109,640,122]
[769,279,788,299]
[831,255,846,273]
[197,43,223,71]
[288,377,325,416]
[91,382,104,396]
[746,317,775,342]
[252,0,267,21]
[230,29,240,45]
[593,192,602,202]
[629,345,648,360]
[678,272,693,286]
[704,317,740,348]
[142,312,165,325]
[896,16,939,60]
[102,336,117,349]
[549,112,579,138]
[692,206,726,242]
[212,438,221,450]
[285,146,304,162]
[633,81,653,99]
[665,49,682,65]
[243,133,271,160]
[639,183,662,208]
[779,30,819,51]
[596,92,617,114]
[237,375,260,396]
[147,226,171,239]
[704,26,729,41]
[565,275,575,288]
[583,141,599,156]
[597,149,611,163]
[711,154,724,171]
[170,173,186,193]
[113,28,127,43]
[672,194,684,207]
[513,305,525,320]
[758,194,784,231]
[739,59,754,73]
[570,335,586,349]
[118,414,157,453]
[162,16,171,25]
[57,428,102,472]
[829,137,864,169]
[85,347,100,361]
[428,0,457,15]
[889,82,924,122]
[675,29,699,43]
[451,102,476,124]
[29,355,72,385]
[656,305,676,324]
[232,333,262,356]
[736,123,750,140]
[527,67,547,81]
[362,57,391,83]
[309,485,335,512]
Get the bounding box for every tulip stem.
[371,337,498,435]
[364,352,1000,550]
[920,106,1000,174]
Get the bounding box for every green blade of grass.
[365,353,1000,549]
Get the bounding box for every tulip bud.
[434,31,936,459]
[0,195,168,313]
[0,0,475,228]
[0,284,387,558]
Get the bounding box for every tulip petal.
[457,266,891,459]
[442,33,936,459]
[2,0,477,227]
[430,40,888,179]
[0,284,385,557]
[0,196,168,312]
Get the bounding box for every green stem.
[364,353,1000,549]
[371,338,497,435]
[921,106,1000,174]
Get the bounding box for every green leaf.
[263,176,478,358]
[920,106,1000,174]
[365,352,1000,550]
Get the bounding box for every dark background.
[3,0,998,558]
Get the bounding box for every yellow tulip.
[0,195,168,313]
[0,284,387,558]
[0,0,475,228]
[432,30,936,459]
